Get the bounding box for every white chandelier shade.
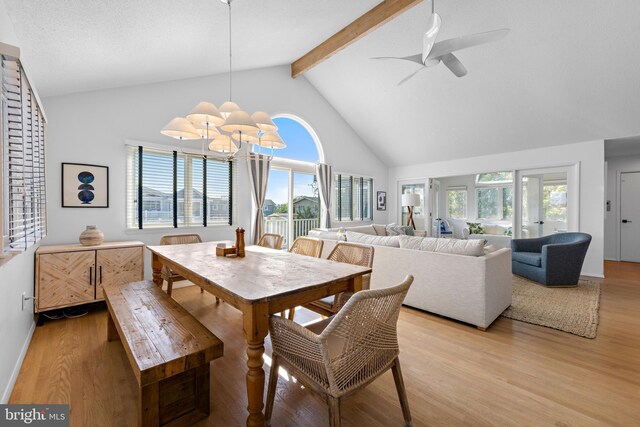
[186,101,224,126]
[192,121,221,139]
[251,111,278,132]
[219,101,241,119]
[257,130,286,149]
[160,117,201,140]
[221,110,259,133]
[208,134,239,153]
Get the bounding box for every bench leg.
[139,382,159,427]
[195,364,211,417]
[107,310,120,342]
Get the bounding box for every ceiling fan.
[373,0,509,85]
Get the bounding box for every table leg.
[351,274,363,293]
[151,252,162,287]
[242,302,269,427]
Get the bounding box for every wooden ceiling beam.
[291,0,423,78]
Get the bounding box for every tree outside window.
[447,190,467,219]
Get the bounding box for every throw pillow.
[385,223,406,236]
[467,222,485,235]
[345,231,401,247]
[504,226,513,237]
[402,226,415,236]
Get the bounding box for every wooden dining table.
[146,241,372,427]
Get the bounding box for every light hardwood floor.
[10,261,640,426]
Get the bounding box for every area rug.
[501,275,600,338]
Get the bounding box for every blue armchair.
[511,232,592,286]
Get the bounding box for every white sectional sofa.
[309,225,512,330]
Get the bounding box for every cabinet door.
[96,247,144,299]
[38,251,96,311]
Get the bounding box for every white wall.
[0,1,37,403]
[41,65,388,277]
[604,154,640,260]
[388,140,605,277]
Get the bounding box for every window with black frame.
[126,146,232,229]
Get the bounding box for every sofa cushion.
[398,235,485,257]
[344,225,377,235]
[345,231,400,247]
[482,224,508,235]
[512,251,542,267]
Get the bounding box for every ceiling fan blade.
[371,54,423,65]
[397,67,427,86]
[427,28,510,60]
[422,12,442,64]
[440,53,467,77]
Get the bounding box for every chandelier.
[160,0,285,158]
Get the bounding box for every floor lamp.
[402,193,421,230]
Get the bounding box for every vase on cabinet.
[79,226,104,246]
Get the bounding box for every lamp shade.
[401,193,421,207]
[257,130,286,149]
[192,122,220,139]
[251,111,277,132]
[160,117,201,140]
[186,102,224,126]
[220,110,259,133]
[208,135,238,153]
[218,101,241,119]
[231,129,259,143]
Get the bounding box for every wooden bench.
[104,280,223,426]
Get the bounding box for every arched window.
[254,115,324,248]
[252,115,323,163]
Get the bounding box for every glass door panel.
[293,172,320,244]
[521,171,568,238]
[264,168,289,248]
[401,183,425,230]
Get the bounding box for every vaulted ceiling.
[4,0,640,167]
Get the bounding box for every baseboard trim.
[1,320,35,404]
[582,272,605,279]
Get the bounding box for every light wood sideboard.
[35,241,145,313]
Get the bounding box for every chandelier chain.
[228,0,232,101]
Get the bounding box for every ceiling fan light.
[219,101,241,119]
[186,101,225,127]
[220,110,259,133]
[251,111,278,132]
[160,117,201,140]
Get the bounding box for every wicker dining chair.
[303,242,374,317]
[159,234,218,302]
[283,237,324,319]
[266,275,414,427]
[289,236,324,258]
[258,233,284,250]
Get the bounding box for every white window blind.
[335,174,373,222]
[126,146,232,229]
[2,49,47,252]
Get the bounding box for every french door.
[264,165,319,249]
[515,165,578,239]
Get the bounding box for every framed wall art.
[61,163,109,208]
[377,191,387,211]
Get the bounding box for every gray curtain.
[316,163,332,228]
[248,153,271,244]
